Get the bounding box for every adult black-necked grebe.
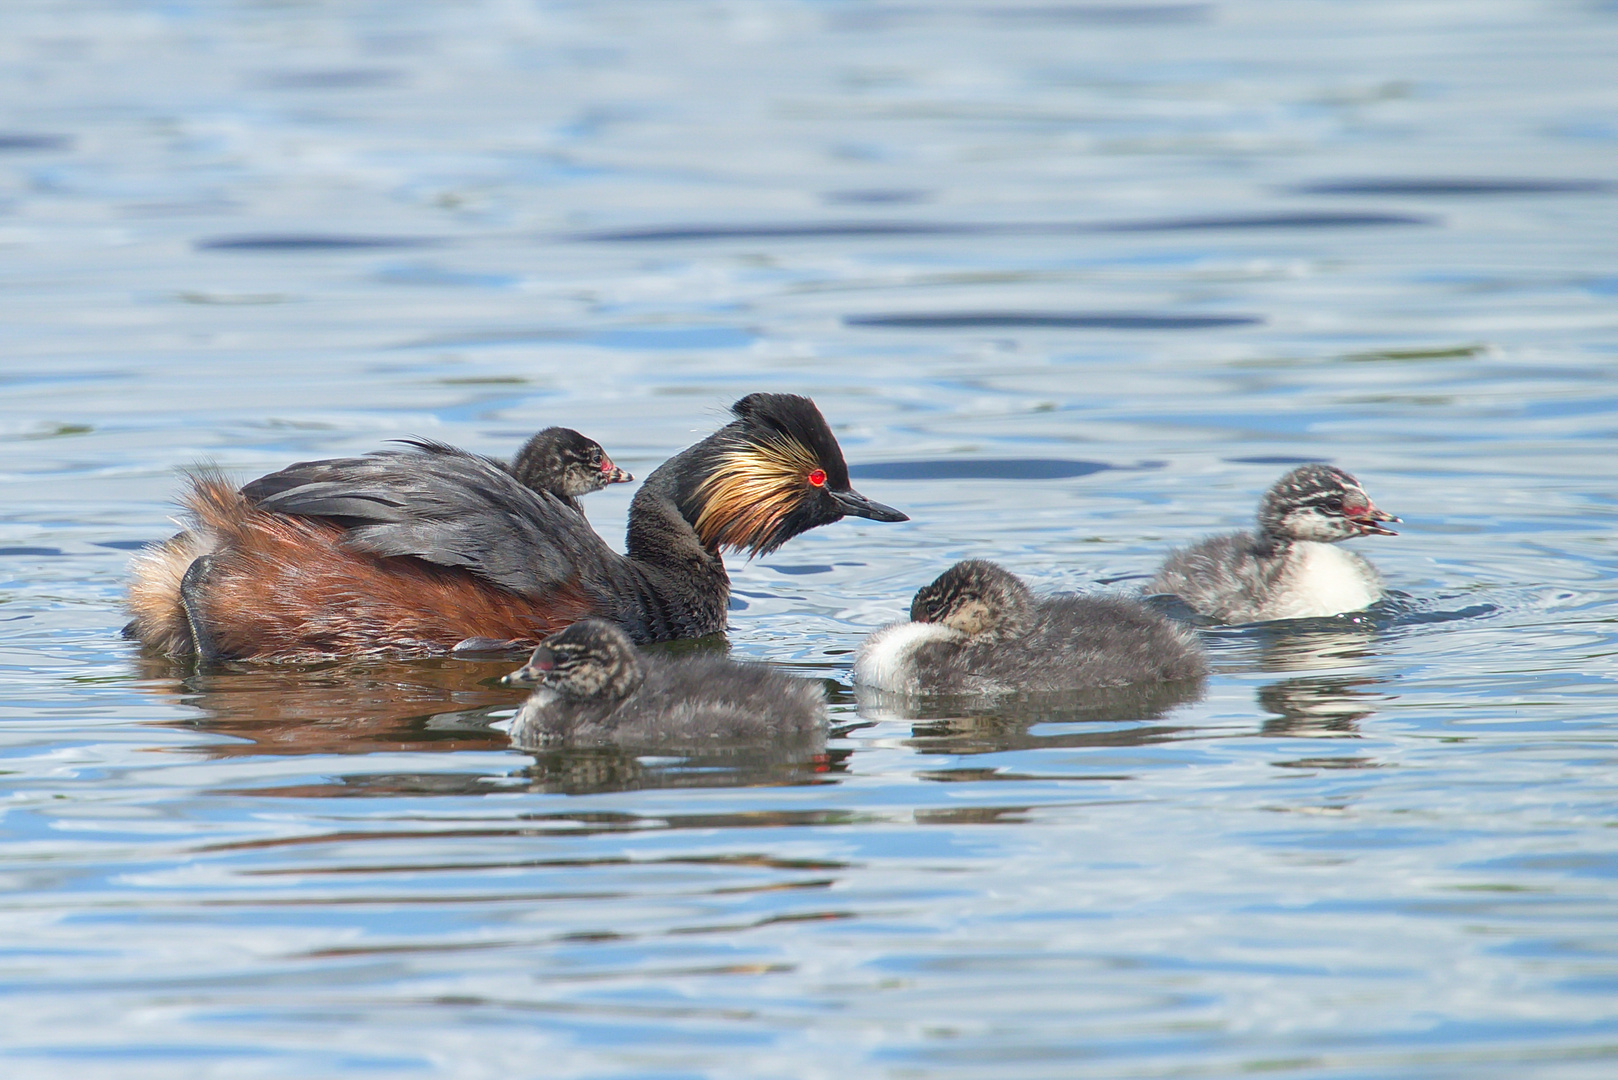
[854,560,1207,695]
[1146,464,1398,623]
[125,394,907,660]
[502,619,825,747]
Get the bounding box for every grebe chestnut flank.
[501,619,825,747]
[125,427,626,660]
[855,559,1207,695]
[1146,464,1398,622]
[125,394,906,661]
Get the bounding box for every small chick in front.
[503,620,826,747]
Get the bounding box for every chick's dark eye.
[589,449,603,466]
[1324,497,1345,514]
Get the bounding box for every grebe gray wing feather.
[242,446,620,598]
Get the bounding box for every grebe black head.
[508,427,631,506]
[1257,465,1398,545]
[909,559,1035,641]
[678,393,907,557]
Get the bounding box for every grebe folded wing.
[243,447,618,598]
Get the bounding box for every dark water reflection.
[220,742,843,800]
[859,679,1207,754]
[133,655,522,756]
[197,234,441,252]
[135,652,839,797]
[0,132,73,151]
[572,211,1432,243]
[514,740,841,797]
[1293,177,1613,197]
[1257,675,1381,738]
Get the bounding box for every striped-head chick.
[1257,465,1398,544]
[502,620,646,703]
[509,428,632,503]
[683,393,907,556]
[909,560,1036,642]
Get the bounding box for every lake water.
[3,1,1617,1076]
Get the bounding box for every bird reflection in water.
[1223,607,1388,671]
[517,736,843,797]
[1239,620,1391,737]
[856,678,1207,756]
[130,652,522,756]
[1258,675,1384,738]
[129,652,841,797]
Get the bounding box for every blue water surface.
[2,1,1617,1077]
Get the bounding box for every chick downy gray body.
[1147,464,1398,623]
[505,620,826,747]
[854,560,1207,695]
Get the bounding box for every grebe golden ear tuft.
[692,433,824,555]
[683,393,907,555]
[728,394,851,488]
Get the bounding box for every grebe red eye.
[807,469,826,487]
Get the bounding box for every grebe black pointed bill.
[830,488,908,522]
